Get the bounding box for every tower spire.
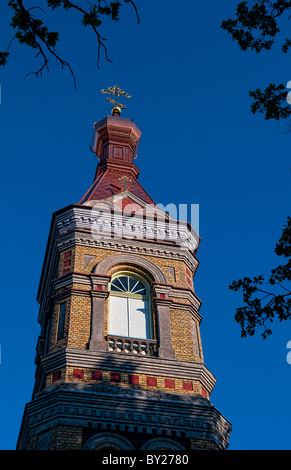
[79,101,155,206]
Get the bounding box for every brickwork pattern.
[45,366,209,398]
[190,439,218,450]
[170,309,202,362]
[73,246,191,289]
[49,245,202,362]
[49,425,83,450]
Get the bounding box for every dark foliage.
[1,0,139,88]
[229,217,291,338]
[221,1,291,121]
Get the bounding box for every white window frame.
[108,271,154,340]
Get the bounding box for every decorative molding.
[170,286,202,311]
[40,347,216,393]
[140,438,185,450]
[55,206,199,254]
[84,255,95,268]
[53,272,91,290]
[55,228,199,274]
[83,432,135,450]
[152,283,172,299]
[90,274,111,291]
[52,271,202,312]
[17,384,231,450]
[51,288,91,301]
[93,252,167,284]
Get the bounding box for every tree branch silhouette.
[229,217,291,339]
[1,0,139,89]
[221,1,291,122]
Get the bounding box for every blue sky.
[0,1,290,450]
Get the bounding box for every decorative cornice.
[56,229,199,273]
[55,206,199,254]
[51,288,91,301]
[170,286,202,311]
[152,283,172,298]
[17,383,231,450]
[41,347,216,393]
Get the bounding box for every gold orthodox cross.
[101,86,131,112]
[119,176,131,190]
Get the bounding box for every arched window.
[108,273,153,340]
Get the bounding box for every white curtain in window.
[128,298,149,339]
[108,296,128,337]
[108,295,150,339]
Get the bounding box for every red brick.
[92,371,102,381]
[110,372,120,383]
[73,369,84,379]
[165,379,175,389]
[52,371,61,382]
[147,377,157,387]
[183,381,193,391]
[128,374,139,385]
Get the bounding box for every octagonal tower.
[17,109,231,451]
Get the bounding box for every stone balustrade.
[107,335,157,356]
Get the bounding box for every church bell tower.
[17,88,231,451]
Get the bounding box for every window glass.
[108,274,152,339]
[57,301,66,341]
[108,296,128,336]
[128,298,150,338]
[111,275,147,295]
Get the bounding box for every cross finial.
[119,175,131,190]
[101,85,131,116]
